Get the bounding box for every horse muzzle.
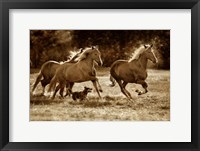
[97,59,103,66]
[153,58,158,64]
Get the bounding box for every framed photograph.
[0,0,200,150]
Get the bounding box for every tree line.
[30,30,170,69]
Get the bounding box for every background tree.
[30,30,170,69]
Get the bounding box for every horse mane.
[68,51,79,61]
[68,48,84,62]
[128,45,149,62]
[77,47,93,61]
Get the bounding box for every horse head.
[79,46,103,66]
[143,44,158,64]
[91,46,103,66]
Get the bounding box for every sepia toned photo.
[30,30,170,121]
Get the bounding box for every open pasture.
[30,68,170,121]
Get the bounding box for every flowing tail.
[48,75,57,93]
[32,71,43,93]
[109,75,116,87]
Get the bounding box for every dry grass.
[30,68,170,121]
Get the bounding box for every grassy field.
[30,68,170,121]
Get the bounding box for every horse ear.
[144,45,147,49]
[92,45,99,49]
[79,48,83,53]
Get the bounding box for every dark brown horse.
[31,48,83,96]
[48,46,103,99]
[110,44,158,99]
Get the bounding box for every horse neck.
[79,58,94,70]
[138,54,148,69]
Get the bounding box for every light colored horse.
[109,44,158,99]
[48,46,103,99]
[31,48,83,96]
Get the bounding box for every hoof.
[109,84,115,87]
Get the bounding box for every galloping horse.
[109,44,158,99]
[31,48,83,96]
[48,46,103,99]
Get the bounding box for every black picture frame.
[0,0,199,151]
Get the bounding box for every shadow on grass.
[68,95,131,108]
[31,94,134,107]
[30,94,64,105]
[68,100,112,108]
[30,99,64,105]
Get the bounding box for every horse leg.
[41,79,49,95]
[59,87,64,98]
[32,72,43,93]
[69,82,74,96]
[65,82,74,97]
[96,78,103,92]
[57,81,69,97]
[64,83,69,97]
[136,80,148,95]
[122,81,132,99]
[109,75,116,87]
[58,82,67,99]
[116,80,131,99]
[52,84,61,99]
[91,80,101,99]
